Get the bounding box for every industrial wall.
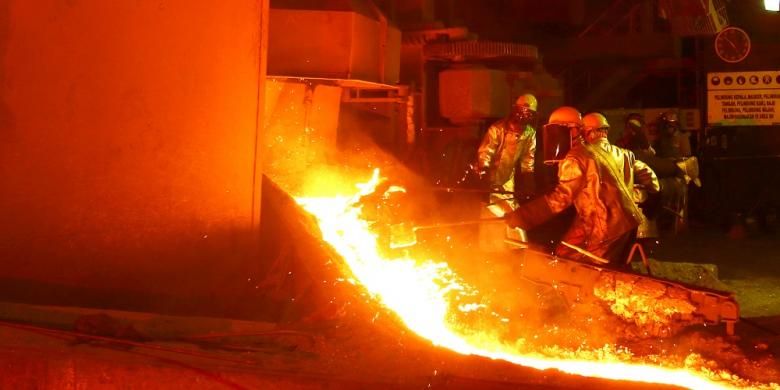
[262,80,342,194]
[0,1,268,314]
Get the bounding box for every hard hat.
[627,118,642,129]
[548,106,582,126]
[625,113,643,128]
[514,94,538,112]
[660,111,678,123]
[582,112,610,132]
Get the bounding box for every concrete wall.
[0,1,268,312]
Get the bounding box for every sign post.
[707,71,780,126]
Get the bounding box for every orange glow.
[296,169,776,390]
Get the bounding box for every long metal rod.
[560,241,610,264]
[413,217,505,230]
[430,187,514,195]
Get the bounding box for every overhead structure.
[658,0,729,36]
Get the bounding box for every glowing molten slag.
[295,170,767,390]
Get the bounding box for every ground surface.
[0,177,683,389]
[653,225,780,318]
[1,179,779,388]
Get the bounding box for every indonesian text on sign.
[707,71,780,126]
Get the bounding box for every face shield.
[665,120,680,134]
[542,123,581,164]
[622,119,648,149]
[510,106,537,127]
[584,126,609,143]
[661,112,680,134]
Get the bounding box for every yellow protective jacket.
[510,137,659,262]
[476,118,536,193]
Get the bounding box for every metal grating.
[423,40,538,61]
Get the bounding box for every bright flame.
[296,169,775,390]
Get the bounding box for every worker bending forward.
[505,109,659,266]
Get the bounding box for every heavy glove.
[504,209,527,229]
[504,196,556,230]
[456,163,489,189]
[675,156,701,187]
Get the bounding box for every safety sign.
[707,71,780,126]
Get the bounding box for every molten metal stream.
[295,170,772,390]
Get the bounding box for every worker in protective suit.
[620,111,699,233]
[476,93,537,199]
[505,109,660,266]
[655,111,691,158]
[475,94,537,247]
[616,113,648,150]
[655,111,699,231]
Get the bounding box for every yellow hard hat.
[548,106,582,126]
[582,112,610,132]
[514,94,538,112]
